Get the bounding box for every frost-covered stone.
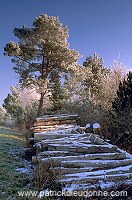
[32,114,132,191]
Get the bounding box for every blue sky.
[0,0,132,105]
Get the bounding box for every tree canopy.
[83,53,110,100]
[112,71,132,113]
[4,14,81,115]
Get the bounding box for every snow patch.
[93,123,100,129]
[16,167,30,174]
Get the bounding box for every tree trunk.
[37,56,49,117]
[37,92,44,117]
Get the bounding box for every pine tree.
[49,70,66,113]
[4,14,80,116]
[112,71,132,113]
[83,53,109,101]
[110,71,132,152]
[3,93,25,126]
